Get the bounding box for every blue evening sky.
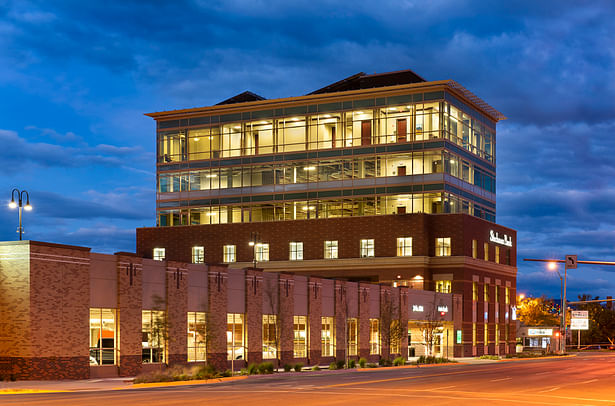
[1,0,614,299]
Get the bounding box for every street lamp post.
[548,262,564,353]
[9,189,32,240]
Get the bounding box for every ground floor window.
[369,319,380,355]
[495,324,500,346]
[89,308,117,365]
[142,310,166,363]
[390,320,401,354]
[472,323,477,346]
[263,314,278,359]
[435,280,451,293]
[293,316,308,358]
[484,324,488,345]
[227,313,245,360]
[321,317,335,357]
[187,312,206,362]
[347,318,358,356]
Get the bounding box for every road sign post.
[571,310,589,349]
[562,255,577,353]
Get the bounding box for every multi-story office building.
[138,70,517,357]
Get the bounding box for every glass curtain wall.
[187,312,207,362]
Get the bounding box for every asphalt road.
[3,353,615,405]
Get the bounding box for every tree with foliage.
[419,293,444,356]
[576,294,615,346]
[516,296,560,326]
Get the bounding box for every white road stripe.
[490,377,512,382]
[581,379,598,384]
[538,387,560,393]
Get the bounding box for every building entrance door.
[434,332,443,357]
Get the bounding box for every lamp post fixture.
[249,231,261,268]
[9,188,32,241]
[548,261,565,353]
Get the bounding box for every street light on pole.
[547,261,564,353]
[249,231,260,268]
[9,188,32,240]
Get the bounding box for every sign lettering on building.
[412,305,424,312]
[489,230,513,247]
[437,305,449,313]
[528,328,553,336]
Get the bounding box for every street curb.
[126,375,248,389]
[356,362,465,371]
[0,389,73,395]
[498,354,575,362]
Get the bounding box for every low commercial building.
[1,240,459,380]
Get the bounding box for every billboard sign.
[570,318,589,330]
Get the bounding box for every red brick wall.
[308,278,323,365]
[207,265,228,371]
[245,269,263,365]
[117,255,143,377]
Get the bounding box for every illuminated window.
[255,243,269,262]
[142,310,166,363]
[262,315,278,359]
[369,319,380,355]
[472,282,478,301]
[472,323,476,346]
[153,248,165,261]
[484,284,490,302]
[347,318,358,356]
[187,312,206,362]
[321,317,335,357]
[495,324,500,346]
[289,242,304,261]
[495,246,500,264]
[293,316,308,358]
[472,239,477,259]
[390,320,401,354]
[484,324,488,344]
[360,239,375,258]
[396,237,413,256]
[227,313,245,360]
[505,287,510,305]
[495,286,499,303]
[192,246,204,264]
[223,244,236,263]
[484,243,489,261]
[435,280,452,293]
[435,237,451,256]
[89,308,116,365]
[324,240,338,259]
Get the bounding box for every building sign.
[511,306,517,321]
[456,330,462,344]
[571,311,589,330]
[489,230,513,247]
[437,305,449,313]
[412,305,424,312]
[528,328,553,336]
[570,318,589,330]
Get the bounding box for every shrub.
[259,362,274,374]
[312,365,320,371]
[336,360,345,369]
[283,364,292,372]
[348,359,356,368]
[196,364,217,379]
[221,370,232,377]
[247,363,259,375]
[294,363,304,372]
[479,355,500,360]
[379,358,392,367]
[358,358,367,368]
[329,362,338,370]
[416,355,455,364]
[393,356,406,366]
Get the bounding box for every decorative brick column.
[358,283,371,360]
[278,274,294,365]
[207,266,228,372]
[379,285,393,360]
[308,277,322,366]
[399,287,409,358]
[166,261,188,366]
[245,269,263,365]
[117,255,143,377]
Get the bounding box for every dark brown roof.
[308,69,426,95]
[216,91,266,105]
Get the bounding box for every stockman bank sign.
[489,230,513,247]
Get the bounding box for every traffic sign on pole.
[566,255,578,269]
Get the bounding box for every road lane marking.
[490,377,512,382]
[534,371,552,375]
[322,365,515,388]
[538,387,560,393]
[581,379,598,384]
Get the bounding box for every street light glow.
[24,204,32,211]
[9,200,17,209]
[548,261,557,270]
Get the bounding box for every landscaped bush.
[134,364,224,383]
[294,363,304,372]
[312,365,320,371]
[283,364,292,372]
[379,358,392,367]
[393,356,406,366]
[329,362,338,370]
[247,363,259,375]
[336,360,345,369]
[259,362,275,374]
[221,370,232,377]
[348,359,356,368]
[358,358,367,368]
[416,355,456,364]
[479,355,500,360]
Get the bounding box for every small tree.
[263,275,282,368]
[419,293,443,356]
[150,294,170,370]
[517,296,559,326]
[379,290,403,358]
